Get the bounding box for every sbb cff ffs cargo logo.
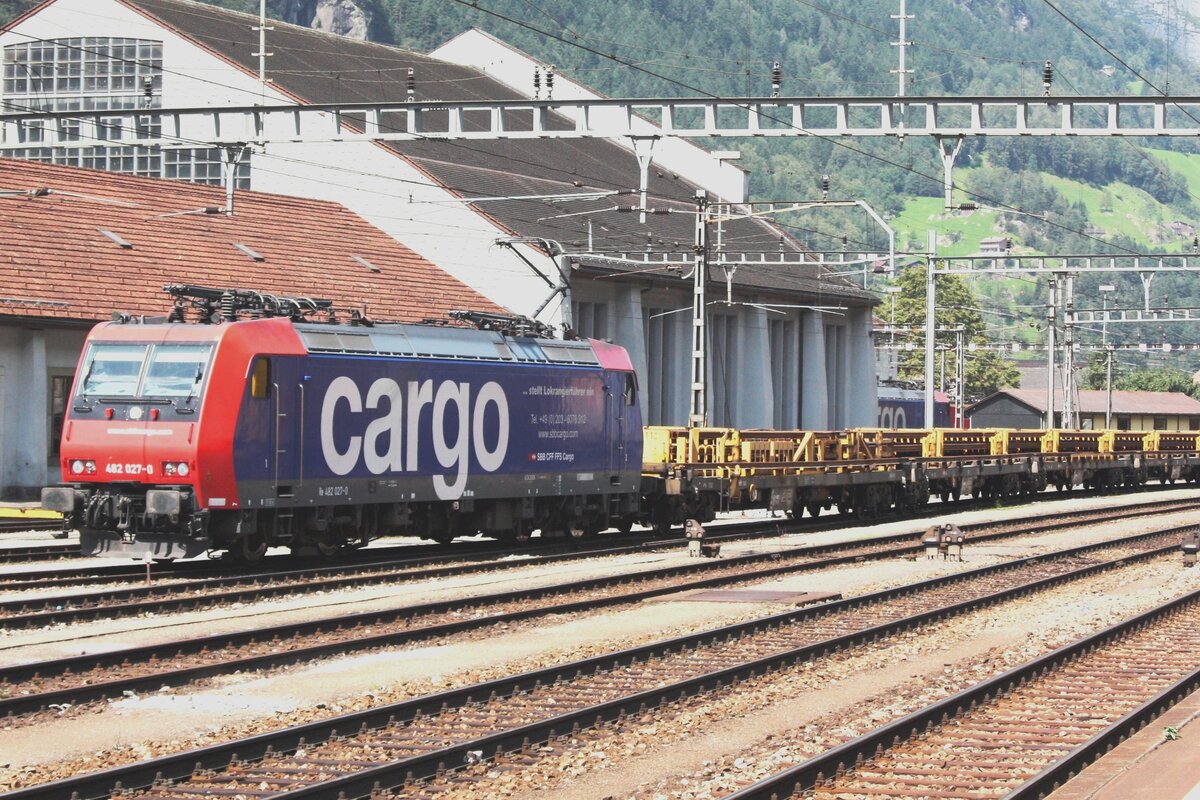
[320,377,510,500]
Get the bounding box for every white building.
[1,0,877,458]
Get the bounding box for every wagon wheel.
[614,516,635,535]
[806,503,822,519]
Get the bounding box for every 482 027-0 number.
[104,463,153,476]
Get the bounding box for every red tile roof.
[0,158,503,324]
[974,388,1200,416]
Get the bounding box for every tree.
[890,264,1020,400]
[1116,367,1199,397]
[1082,352,1121,391]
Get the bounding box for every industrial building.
[1,0,877,457]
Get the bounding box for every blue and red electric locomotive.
[42,286,643,562]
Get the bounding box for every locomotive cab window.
[80,344,148,397]
[623,373,637,406]
[78,342,213,399]
[141,344,212,398]
[251,357,271,399]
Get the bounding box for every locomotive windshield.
[80,343,214,399]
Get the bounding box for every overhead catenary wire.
[1,5,1164,262]
[448,0,1146,257]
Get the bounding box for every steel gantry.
[7,95,1200,146]
[9,93,1200,426]
[924,253,1200,428]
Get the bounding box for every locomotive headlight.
[71,460,84,475]
[162,461,190,478]
[84,461,96,474]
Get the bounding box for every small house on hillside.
[967,388,1200,431]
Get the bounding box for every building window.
[164,148,251,188]
[49,373,73,457]
[3,38,250,188]
[1117,415,1131,431]
[1153,416,1168,430]
[1190,416,1199,431]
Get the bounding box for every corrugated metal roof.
[118,0,869,305]
[0,158,502,323]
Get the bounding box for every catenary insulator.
[771,61,782,98]
[1042,60,1053,95]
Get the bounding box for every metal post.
[1046,274,1057,429]
[1105,344,1114,429]
[1063,273,1075,428]
[924,231,936,425]
[956,327,965,428]
[556,252,573,331]
[253,0,273,103]
[937,136,964,210]
[891,0,913,99]
[689,190,709,427]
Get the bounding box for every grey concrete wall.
[0,325,88,498]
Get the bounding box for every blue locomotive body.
[46,308,644,561]
[877,383,952,428]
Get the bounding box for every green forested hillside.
[6,0,1200,366]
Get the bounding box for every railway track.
[730,589,1200,800]
[3,505,1193,721]
[1,520,1191,799]
[0,517,60,535]
[1,497,1197,631]
[0,482,1191,567]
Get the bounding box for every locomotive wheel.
[316,538,343,558]
[614,516,635,535]
[807,503,822,519]
[231,533,267,565]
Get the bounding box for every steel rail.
[724,588,1200,800]
[4,495,1192,627]
[6,494,1192,630]
[1,523,1186,799]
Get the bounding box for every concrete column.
[611,285,648,420]
[800,310,829,429]
[737,305,773,428]
[847,307,878,427]
[15,330,47,496]
[671,306,691,425]
[826,324,843,428]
